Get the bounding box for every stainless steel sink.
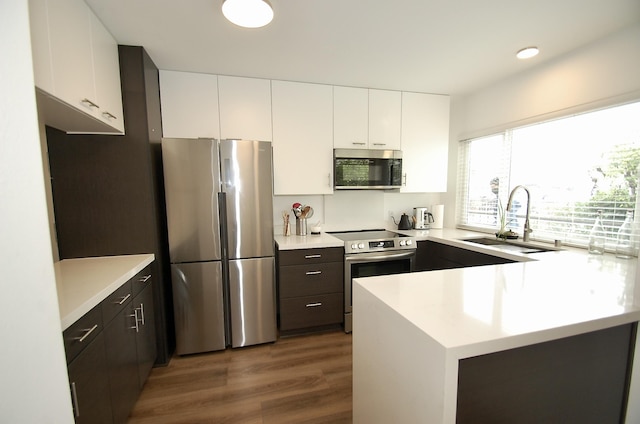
[462,237,560,254]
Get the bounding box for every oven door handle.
[345,250,416,264]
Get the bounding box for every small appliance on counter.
[397,213,413,230]
[413,207,434,230]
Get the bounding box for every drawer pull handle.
[139,274,151,283]
[115,293,131,305]
[306,271,322,275]
[306,302,322,308]
[304,254,321,259]
[76,324,98,343]
[71,381,80,418]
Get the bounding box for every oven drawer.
[278,247,343,266]
[279,262,343,298]
[279,293,343,331]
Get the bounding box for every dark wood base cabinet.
[415,240,514,271]
[277,247,344,334]
[64,266,156,424]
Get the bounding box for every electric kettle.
[413,207,434,230]
[397,213,413,230]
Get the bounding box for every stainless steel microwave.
[334,149,403,190]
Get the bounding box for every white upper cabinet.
[400,92,450,193]
[272,81,333,195]
[333,86,369,149]
[368,89,401,150]
[218,76,272,141]
[334,87,401,150]
[29,0,124,133]
[159,71,220,139]
[90,13,124,133]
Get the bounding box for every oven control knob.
[351,243,358,250]
[406,240,413,246]
[399,240,406,246]
[358,243,365,249]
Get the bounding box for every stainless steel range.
[328,230,416,333]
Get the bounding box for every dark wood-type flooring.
[128,330,352,423]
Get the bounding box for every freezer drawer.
[171,262,225,355]
[228,257,277,348]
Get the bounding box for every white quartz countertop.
[355,253,640,359]
[274,232,344,250]
[55,254,155,330]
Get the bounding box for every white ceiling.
[86,0,640,96]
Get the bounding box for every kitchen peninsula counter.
[353,248,640,423]
[54,254,154,330]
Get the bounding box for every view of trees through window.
[457,100,640,252]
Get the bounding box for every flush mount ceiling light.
[516,46,539,59]
[222,0,274,28]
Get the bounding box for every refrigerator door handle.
[218,191,232,347]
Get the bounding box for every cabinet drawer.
[279,262,343,298]
[279,293,343,331]
[131,265,153,297]
[101,280,132,325]
[278,247,343,266]
[63,304,103,365]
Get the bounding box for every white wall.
[0,1,73,422]
[274,191,444,233]
[444,23,640,228]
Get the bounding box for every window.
[457,101,640,252]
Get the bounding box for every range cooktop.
[328,229,416,254]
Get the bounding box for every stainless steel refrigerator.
[161,138,276,355]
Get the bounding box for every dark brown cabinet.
[63,264,155,424]
[415,240,514,271]
[277,247,344,334]
[67,332,112,424]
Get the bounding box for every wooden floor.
[128,330,353,423]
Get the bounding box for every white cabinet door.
[159,71,220,139]
[47,0,95,114]
[29,0,54,93]
[400,92,450,193]
[218,76,272,141]
[90,13,124,133]
[334,86,368,149]
[369,89,401,150]
[272,81,333,195]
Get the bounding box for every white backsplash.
[274,191,445,232]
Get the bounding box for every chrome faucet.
[506,185,532,242]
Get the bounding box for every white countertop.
[355,248,640,359]
[55,254,155,330]
[274,232,344,249]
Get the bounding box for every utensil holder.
[296,218,307,236]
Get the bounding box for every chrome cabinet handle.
[115,293,131,305]
[306,302,322,307]
[131,309,140,332]
[372,143,386,146]
[101,111,117,120]
[70,382,80,418]
[81,98,99,109]
[304,254,321,259]
[352,142,366,146]
[136,303,146,326]
[76,324,98,343]
[305,271,322,275]
[402,173,407,186]
[139,274,151,283]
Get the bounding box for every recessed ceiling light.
[222,0,274,28]
[516,47,539,59]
